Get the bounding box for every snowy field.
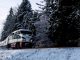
[0,48,80,60]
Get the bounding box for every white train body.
[0,29,33,48]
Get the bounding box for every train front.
[8,29,33,49]
[19,30,33,48]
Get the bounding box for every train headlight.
[30,39,33,42]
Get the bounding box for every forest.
[1,0,80,47]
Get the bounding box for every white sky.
[0,0,44,36]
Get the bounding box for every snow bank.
[0,48,80,60]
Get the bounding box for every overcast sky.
[0,0,44,36]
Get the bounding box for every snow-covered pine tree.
[44,0,59,46]
[1,8,15,41]
[32,11,40,22]
[1,0,36,41]
[14,0,32,29]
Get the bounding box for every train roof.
[12,29,32,34]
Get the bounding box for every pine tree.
[32,11,40,22]
[1,0,34,41]
[45,0,80,46]
[15,0,33,29]
[1,8,15,40]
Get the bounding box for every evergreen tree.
[45,0,80,46]
[1,0,35,41]
[32,11,40,22]
[15,0,33,29]
[1,8,15,40]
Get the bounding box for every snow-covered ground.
[0,48,80,60]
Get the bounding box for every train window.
[12,34,21,39]
[20,31,32,35]
[16,31,20,34]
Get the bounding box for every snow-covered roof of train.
[12,29,32,34]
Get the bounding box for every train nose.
[22,37,26,42]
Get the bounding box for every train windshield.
[20,31,32,35]
[12,34,21,39]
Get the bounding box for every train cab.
[6,29,33,49]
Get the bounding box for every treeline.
[45,0,80,47]
[1,0,38,41]
[1,0,80,47]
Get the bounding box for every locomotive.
[0,29,33,49]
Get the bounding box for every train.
[0,29,33,49]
